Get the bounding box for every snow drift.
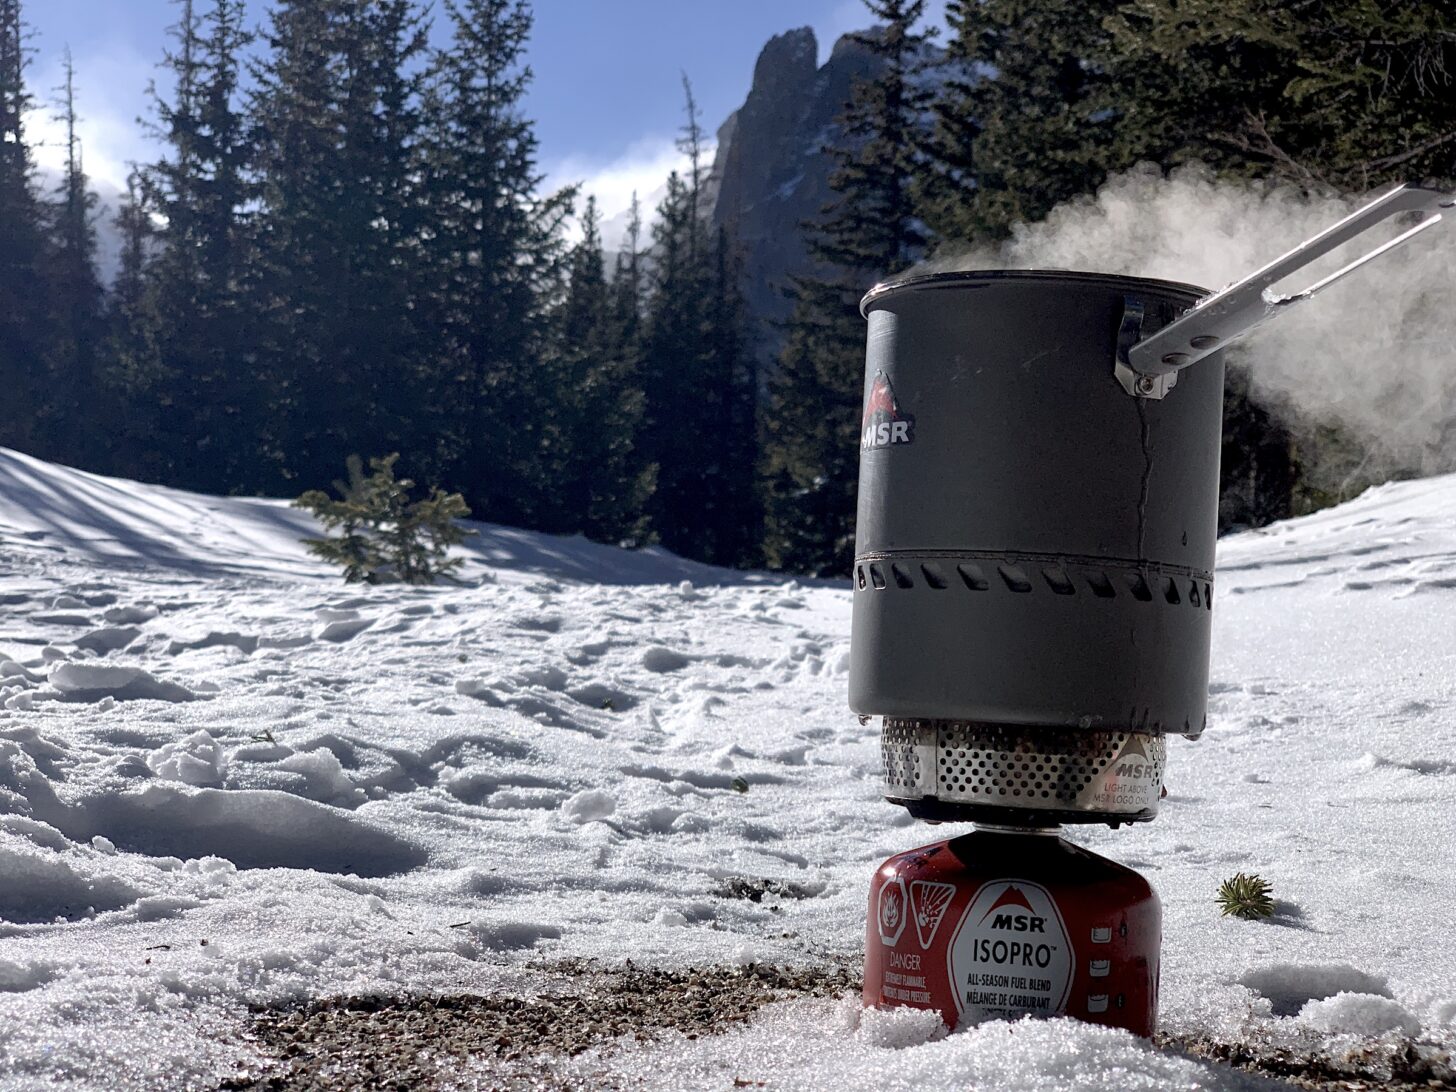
[1,447,1454,1088]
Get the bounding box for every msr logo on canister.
[946,880,1073,1024]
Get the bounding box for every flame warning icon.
[877,876,908,945]
[910,881,956,949]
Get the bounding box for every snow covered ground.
[0,445,1453,1089]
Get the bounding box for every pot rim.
[860,269,1210,318]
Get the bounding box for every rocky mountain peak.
[752,26,818,92]
[709,27,884,359]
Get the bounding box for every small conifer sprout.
[294,454,474,585]
[1216,872,1275,920]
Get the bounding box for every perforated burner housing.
[880,719,1165,825]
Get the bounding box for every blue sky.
[21,0,948,228]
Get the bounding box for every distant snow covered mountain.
[1,448,1454,1088]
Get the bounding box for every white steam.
[922,164,1456,487]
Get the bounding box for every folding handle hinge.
[1114,296,1176,399]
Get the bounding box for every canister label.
[946,880,1073,1023]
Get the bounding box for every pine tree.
[919,1,1308,530]
[248,0,339,489]
[0,0,52,452]
[762,0,933,575]
[1100,0,1456,192]
[420,0,572,526]
[322,0,431,472]
[249,0,435,496]
[544,196,652,542]
[639,160,709,556]
[705,225,761,567]
[930,1,1453,524]
[599,193,656,544]
[636,78,760,566]
[296,453,473,585]
[1220,365,1295,530]
[41,48,105,465]
[103,172,165,479]
[924,2,1456,242]
[611,194,645,350]
[679,79,762,567]
[252,0,431,494]
[540,195,609,531]
[143,0,256,490]
[922,0,1126,242]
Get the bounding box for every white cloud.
[24,47,156,197]
[25,106,136,198]
[545,133,712,250]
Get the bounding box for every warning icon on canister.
[878,876,908,945]
[910,881,956,949]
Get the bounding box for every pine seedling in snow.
[1217,872,1274,920]
[295,454,473,585]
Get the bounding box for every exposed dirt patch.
[710,877,822,903]
[220,960,860,1091]
[1161,1032,1456,1092]
[217,960,1454,1092]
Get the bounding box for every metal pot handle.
[1118,183,1455,398]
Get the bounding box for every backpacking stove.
[853,184,1456,1037]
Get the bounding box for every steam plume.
[919,164,1456,492]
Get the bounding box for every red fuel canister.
[863,826,1161,1037]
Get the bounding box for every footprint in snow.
[0,844,144,924]
[48,663,195,703]
[91,784,426,876]
[102,604,157,624]
[315,617,375,642]
[73,627,141,655]
[1238,964,1393,1016]
[166,631,260,655]
[1397,577,1456,597]
[515,664,569,690]
[642,646,691,673]
[29,612,93,627]
[1355,751,1456,776]
[567,682,636,711]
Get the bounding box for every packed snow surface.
[1,445,1455,1088]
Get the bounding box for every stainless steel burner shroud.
[880,719,1166,826]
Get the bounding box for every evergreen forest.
[1,0,1452,575]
